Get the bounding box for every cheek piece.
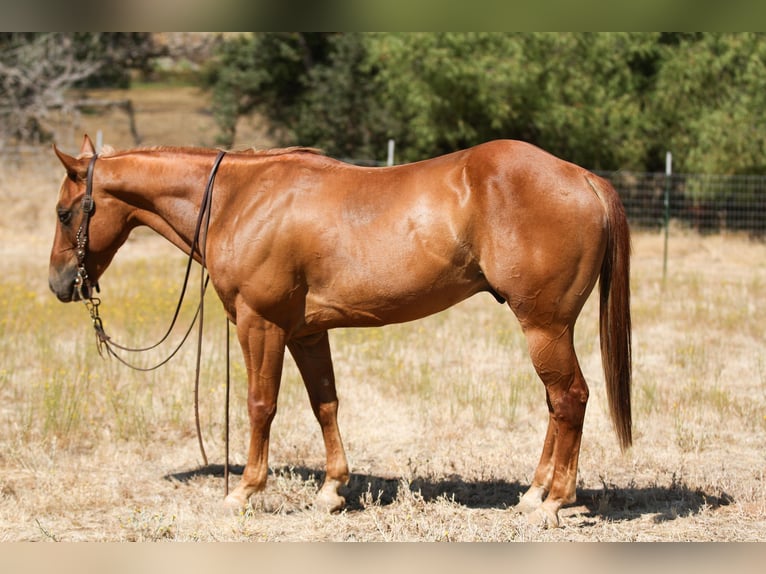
[74,153,100,301]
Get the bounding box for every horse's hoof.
[515,486,545,515]
[314,490,346,513]
[526,507,560,529]
[223,491,249,515]
[514,498,540,515]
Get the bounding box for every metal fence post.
[663,151,672,286]
[387,139,395,167]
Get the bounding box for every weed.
[672,403,709,454]
[636,376,660,418]
[122,507,177,541]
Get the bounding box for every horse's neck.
[107,152,213,254]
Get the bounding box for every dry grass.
[1,86,765,541]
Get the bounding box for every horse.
[49,135,631,528]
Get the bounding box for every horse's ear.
[53,144,86,181]
[80,134,96,156]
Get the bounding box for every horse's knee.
[247,397,277,427]
[316,399,339,424]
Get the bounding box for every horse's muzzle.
[49,265,79,302]
[49,262,101,302]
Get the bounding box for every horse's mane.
[88,144,324,159]
[241,146,324,157]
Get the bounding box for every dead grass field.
[1,86,765,541]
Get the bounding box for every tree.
[208,33,666,168]
[206,32,394,159]
[0,34,103,145]
[206,32,766,174]
[292,33,395,161]
[368,32,663,168]
[366,33,529,162]
[0,33,162,146]
[205,33,333,147]
[74,33,163,88]
[652,33,766,174]
[517,33,662,171]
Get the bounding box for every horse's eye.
[57,209,72,225]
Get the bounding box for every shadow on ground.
[165,464,732,524]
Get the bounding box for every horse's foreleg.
[288,332,349,513]
[519,325,588,528]
[224,315,286,511]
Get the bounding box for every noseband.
[74,153,100,301]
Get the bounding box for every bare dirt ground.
[1,86,765,542]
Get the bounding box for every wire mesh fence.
[597,171,766,237]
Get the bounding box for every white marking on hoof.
[223,489,249,514]
[314,479,346,513]
[515,485,546,514]
[526,506,560,529]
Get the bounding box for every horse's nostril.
[49,266,78,303]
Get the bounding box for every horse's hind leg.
[516,324,589,528]
[288,331,350,512]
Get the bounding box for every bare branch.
[0,33,105,145]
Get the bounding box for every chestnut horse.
[49,135,631,527]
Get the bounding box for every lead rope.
[225,319,231,496]
[82,151,227,475]
[193,244,208,466]
[193,150,227,468]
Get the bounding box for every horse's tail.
[589,174,633,451]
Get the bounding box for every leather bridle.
[74,153,100,301]
[74,150,232,494]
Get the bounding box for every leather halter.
[74,153,100,301]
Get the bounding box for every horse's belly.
[303,269,486,330]
[298,212,485,330]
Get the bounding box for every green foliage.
[204,33,393,158]
[294,33,394,161]
[204,33,333,147]
[73,33,163,88]
[654,33,766,174]
[367,33,527,162]
[517,33,661,171]
[368,33,661,167]
[203,33,766,174]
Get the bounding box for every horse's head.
[49,135,133,302]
